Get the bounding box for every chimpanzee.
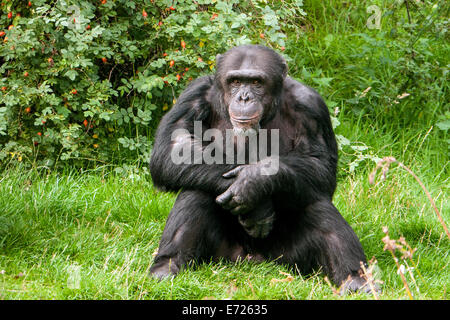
[149,45,370,292]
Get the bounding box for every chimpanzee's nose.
[239,90,250,102]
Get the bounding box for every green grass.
[0,160,448,300]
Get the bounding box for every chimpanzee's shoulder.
[166,76,214,122]
[178,75,214,101]
[283,77,330,119]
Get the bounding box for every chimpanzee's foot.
[149,258,180,280]
[340,275,381,295]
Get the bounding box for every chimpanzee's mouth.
[230,115,260,123]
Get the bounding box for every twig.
[108,64,118,82]
[404,0,416,59]
[405,0,412,25]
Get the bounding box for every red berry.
[86,25,91,30]
[185,67,189,71]
[0,31,5,37]
[142,9,148,18]
[101,0,107,4]
[8,25,13,31]
[281,46,285,51]
[1,86,6,91]
[158,21,163,26]
[83,119,88,127]
[210,13,218,21]
[28,2,32,7]
[7,12,12,19]
[163,52,168,57]
[24,71,29,77]
[181,40,186,49]
[176,74,181,81]
[25,107,31,113]
[37,132,42,136]
[197,57,203,62]
[71,89,77,94]
[259,33,265,39]
[169,6,175,11]
[169,60,175,67]
[101,57,107,63]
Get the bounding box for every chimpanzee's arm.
[150,76,236,195]
[272,79,338,204]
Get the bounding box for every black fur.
[149,45,369,292]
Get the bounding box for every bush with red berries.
[0,0,305,169]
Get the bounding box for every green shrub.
[0,0,305,169]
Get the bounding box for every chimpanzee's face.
[217,46,287,132]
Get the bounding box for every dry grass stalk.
[323,275,354,297]
[359,258,384,300]
[369,156,450,240]
[324,259,383,298]
[382,226,417,300]
[323,276,340,296]
[270,271,294,284]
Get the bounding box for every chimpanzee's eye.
[232,79,240,85]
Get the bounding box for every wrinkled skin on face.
[226,69,266,131]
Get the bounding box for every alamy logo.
[170,121,280,175]
[366,5,382,30]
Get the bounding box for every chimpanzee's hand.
[238,200,276,238]
[216,164,268,215]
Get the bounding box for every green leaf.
[64,70,78,81]
[436,119,450,131]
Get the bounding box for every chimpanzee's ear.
[281,57,288,78]
[215,54,222,67]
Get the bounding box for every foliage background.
[0,0,307,170]
[1,0,446,172]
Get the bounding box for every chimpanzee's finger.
[216,190,233,206]
[222,166,244,178]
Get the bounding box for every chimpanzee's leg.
[276,200,370,292]
[150,190,237,279]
